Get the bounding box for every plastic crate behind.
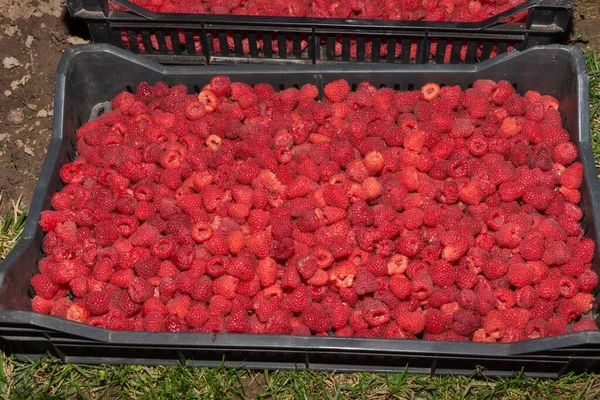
[68,0,574,64]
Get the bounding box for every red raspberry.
[253,83,275,101]
[265,311,292,335]
[209,76,231,97]
[451,309,481,336]
[324,79,350,103]
[541,124,570,146]
[571,293,593,314]
[552,142,578,165]
[31,274,59,300]
[556,298,582,323]
[537,277,560,301]
[127,277,153,304]
[423,310,446,334]
[85,291,111,316]
[226,256,254,281]
[515,285,538,309]
[482,310,506,339]
[286,285,311,313]
[428,260,456,288]
[440,230,471,262]
[578,270,598,293]
[542,240,572,266]
[358,298,390,328]
[525,318,549,339]
[394,310,424,335]
[354,268,379,295]
[213,275,239,299]
[226,309,249,333]
[507,263,534,288]
[302,303,331,333]
[51,260,80,285]
[558,162,583,189]
[110,269,135,289]
[204,234,229,256]
[31,296,53,314]
[299,84,318,100]
[572,318,598,332]
[94,221,119,247]
[164,314,189,332]
[247,231,271,259]
[530,299,555,320]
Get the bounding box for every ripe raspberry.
[354,268,379,295]
[287,285,311,313]
[572,318,598,332]
[571,293,593,314]
[85,291,110,316]
[558,162,583,189]
[94,221,119,247]
[31,274,59,300]
[302,303,331,333]
[324,79,350,103]
[553,142,578,165]
[265,310,292,334]
[507,263,534,288]
[578,270,598,293]
[213,275,239,299]
[428,260,456,288]
[537,278,560,301]
[451,309,481,336]
[556,298,582,323]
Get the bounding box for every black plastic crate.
[0,44,599,377]
[67,0,574,64]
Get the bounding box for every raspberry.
[571,292,593,314]
[324,79,350,103]
[440,230,471,262]
[51,260,80,285]
[572,318,598,332]
[451,309,481,336]
[542,240,572,266]
[537,277,560,301]
[553,142,578,165]
[578,270,598,293]
[85,291,110,316]
[128,278,154,304]
[354,268,379,295]
[227,256,255,281]
[556,298,582,323]
[111,268,136,288]
[94,221,119,247]
[507,263,534,288]
[31,274,59,300]
[265,310,292,334]
[302,303,331,333]
[524,318,549,339]
[428,260,456,288]
[287,285,311,313]
[558,162,583,189]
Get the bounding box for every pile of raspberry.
[31,75,599,341]
[112,0,528,22]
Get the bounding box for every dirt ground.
[0,0,599,216]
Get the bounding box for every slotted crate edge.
[67,0,574,64]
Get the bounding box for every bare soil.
[0,0,598,216]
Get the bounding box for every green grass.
[587,48,600,170]
[0,195,26,262]
[1,50,600,400]
[1,354,600,400]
